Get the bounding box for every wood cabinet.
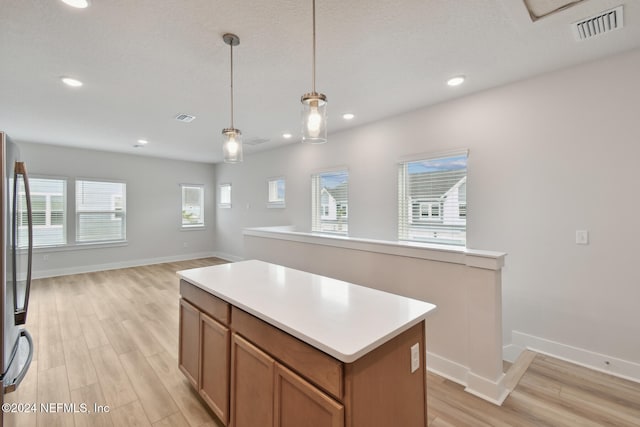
[179,279,427,427]
[178,282,231,425]
[230,334,274,427]
[199,313,230,425]
[274,363,344,427]
[178,298,199,388]
[230,333,344,427]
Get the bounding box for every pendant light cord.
[230,42,234,128]
[312,0,316,94]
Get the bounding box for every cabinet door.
[178,298,199,388]
[200,313,230,425]
[230,334,274,427]
[274,363,344,427]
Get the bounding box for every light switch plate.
[576,230,589,245]
[410,343,420,373]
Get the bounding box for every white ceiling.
[1,0,639,164]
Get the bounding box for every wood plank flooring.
[3,257,640,426]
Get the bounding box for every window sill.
[181,225,207,231]
[32,241,128,253]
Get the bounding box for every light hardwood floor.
[4,258,640,426]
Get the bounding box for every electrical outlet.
[43,254,49,261]
[410,343,420,373]
[183,242,188,248]
[576,230,589,245]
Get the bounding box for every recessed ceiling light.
[137,139,148,145]
[342,113,355,120]
[447,76,465,87]
[60,0,90,8]
[61,77,83,87]
[282,133,292,139]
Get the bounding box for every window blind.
[219,184,231,207]
[76,180,126,242]
[312,170,348,235]
[398,153,467,246]
[20,178,66,247]
[182,185,204,227]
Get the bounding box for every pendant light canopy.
[222,33,243,163]
[301,0,327,144]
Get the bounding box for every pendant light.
[222,33,243,163]
[301,0,327,144]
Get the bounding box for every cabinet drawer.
[180,280,230,324]
[231,307,343,401]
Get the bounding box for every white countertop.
[178,260,437,363]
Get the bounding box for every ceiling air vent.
[175,113,196,123]
[572,5,623,41]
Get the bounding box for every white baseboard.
[509,330,640,384]
[503,343,525,363]
[427,351,508,405]
[32,251,218,279]
[213,251,244,263]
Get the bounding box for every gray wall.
[215,48,640,377]
[18,143,216,277]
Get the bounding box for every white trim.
[398,148,469,164]
[426,351,509,406]
[244,226,506,270]
[267,176,286,208]
[218,182,232,208]
[502,343,525,363]
[309,165,350,176]
[212,251,244,263]
[31,241,128,253]
[465,371,508,406]
[180,183,205,228]
[31,251,217,279]
[510,330,640,384]
[180,225,207,231]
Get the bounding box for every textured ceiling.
[1,0,639,163]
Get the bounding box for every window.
[19,178,66,247]
[181,185,204,227]
[312,170,348,235]
[267,177,285,208]
[219,183,231,208]
[76,180,126,243]
[398,152,467,246]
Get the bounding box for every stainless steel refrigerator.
[0,132,33,425]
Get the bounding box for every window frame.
[267,177,286,208]
[398,150,468,247]
[181,184,205,229]
[311,168,349,236]
[20,176,68,248]
[219,183,232,209]
[75,178,127,244]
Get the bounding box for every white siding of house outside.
[312,171,348,235]
[399,153,467,246]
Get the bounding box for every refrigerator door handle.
[13,161,33,325]
[3,330,34,394]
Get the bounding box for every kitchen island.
[177,260,436,427]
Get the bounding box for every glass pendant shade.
[221,33,243,163]
[301,93,327,143]
[222,128,243,163]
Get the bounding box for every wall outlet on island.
[575,230,589,245]
[410,343,419,373]
[183,242,188,248]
